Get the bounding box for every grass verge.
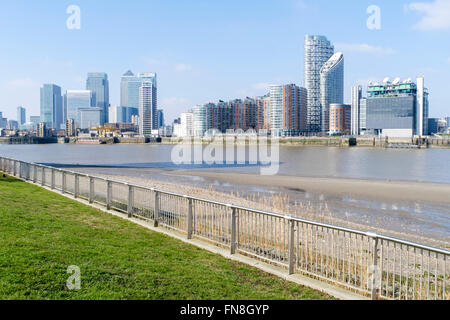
[0,175,332,300]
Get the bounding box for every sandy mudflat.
[173,170,450,204]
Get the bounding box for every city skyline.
[0,0,450,122]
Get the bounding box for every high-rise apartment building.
[17,106,26,126]
[304,35,334,133]
[193,104,209,137]
[40,84,63,129]
[256,94,271,132]
[86,73,109,125]
[180,112,194,137]
[65,90,94,128]
[320,52,344,133]
[270,84,307,137]
[138,81,157,136]
[351,86,363,135]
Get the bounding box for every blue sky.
[0,0,449,122]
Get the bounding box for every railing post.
[41,167,45,186]
[368,232,380,300]
[288,218,296,275]
[62,171,66,194]
[153,189,159,227]
[18,162,22,178]
[74,174,79,199]
[33,165,37,183]
[127,184,134,218]
[89,176,94,204]
[13,160,16,176]
[26,163,30,180]
[106,180,112,210]
[187,197,193,240]
[230,206,237,255]
[51,168,55,189]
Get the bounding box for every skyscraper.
[416,76,428,136]
[121,71,157,109]
[40,84,63,129]
[193,104,208,137]
[304,35,334,133]
[17,106,26,126]
[157,109,165,129]
[86,72,109,125]
[270,84,307,137]
[65,90,94,128]
[351,86,363,135]
[121,70,135,107]
[139,81,157,136]
[320,52,344,134]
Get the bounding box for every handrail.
[1,156,449,255]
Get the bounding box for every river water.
[1,144,449,243]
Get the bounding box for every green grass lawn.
[0,174,332,300]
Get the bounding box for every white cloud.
[406,0,450,30]
[174,63,193,72]
[335,43,396,55]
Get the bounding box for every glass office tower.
[304,35,334,133]
[40,84,63,129]
[86,72,109,125]
[17,106,26,126]
[121,71,157,109]
[65,90,93,128]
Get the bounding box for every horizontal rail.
[1,155,449,300]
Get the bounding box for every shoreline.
[68,166,450,248]
[171,170,450,204]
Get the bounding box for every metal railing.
[1,156,449,300]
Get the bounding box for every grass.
[0,174,332,300]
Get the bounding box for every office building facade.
[65,90,94,128]
[86,72,109,125]
[79,108,102,129]
[17,106,26,126]
[40,84,63,129]
[304,35,334,133]
[121,71,157,109]
[363,77,429,137]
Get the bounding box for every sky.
[0,0,449,122]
